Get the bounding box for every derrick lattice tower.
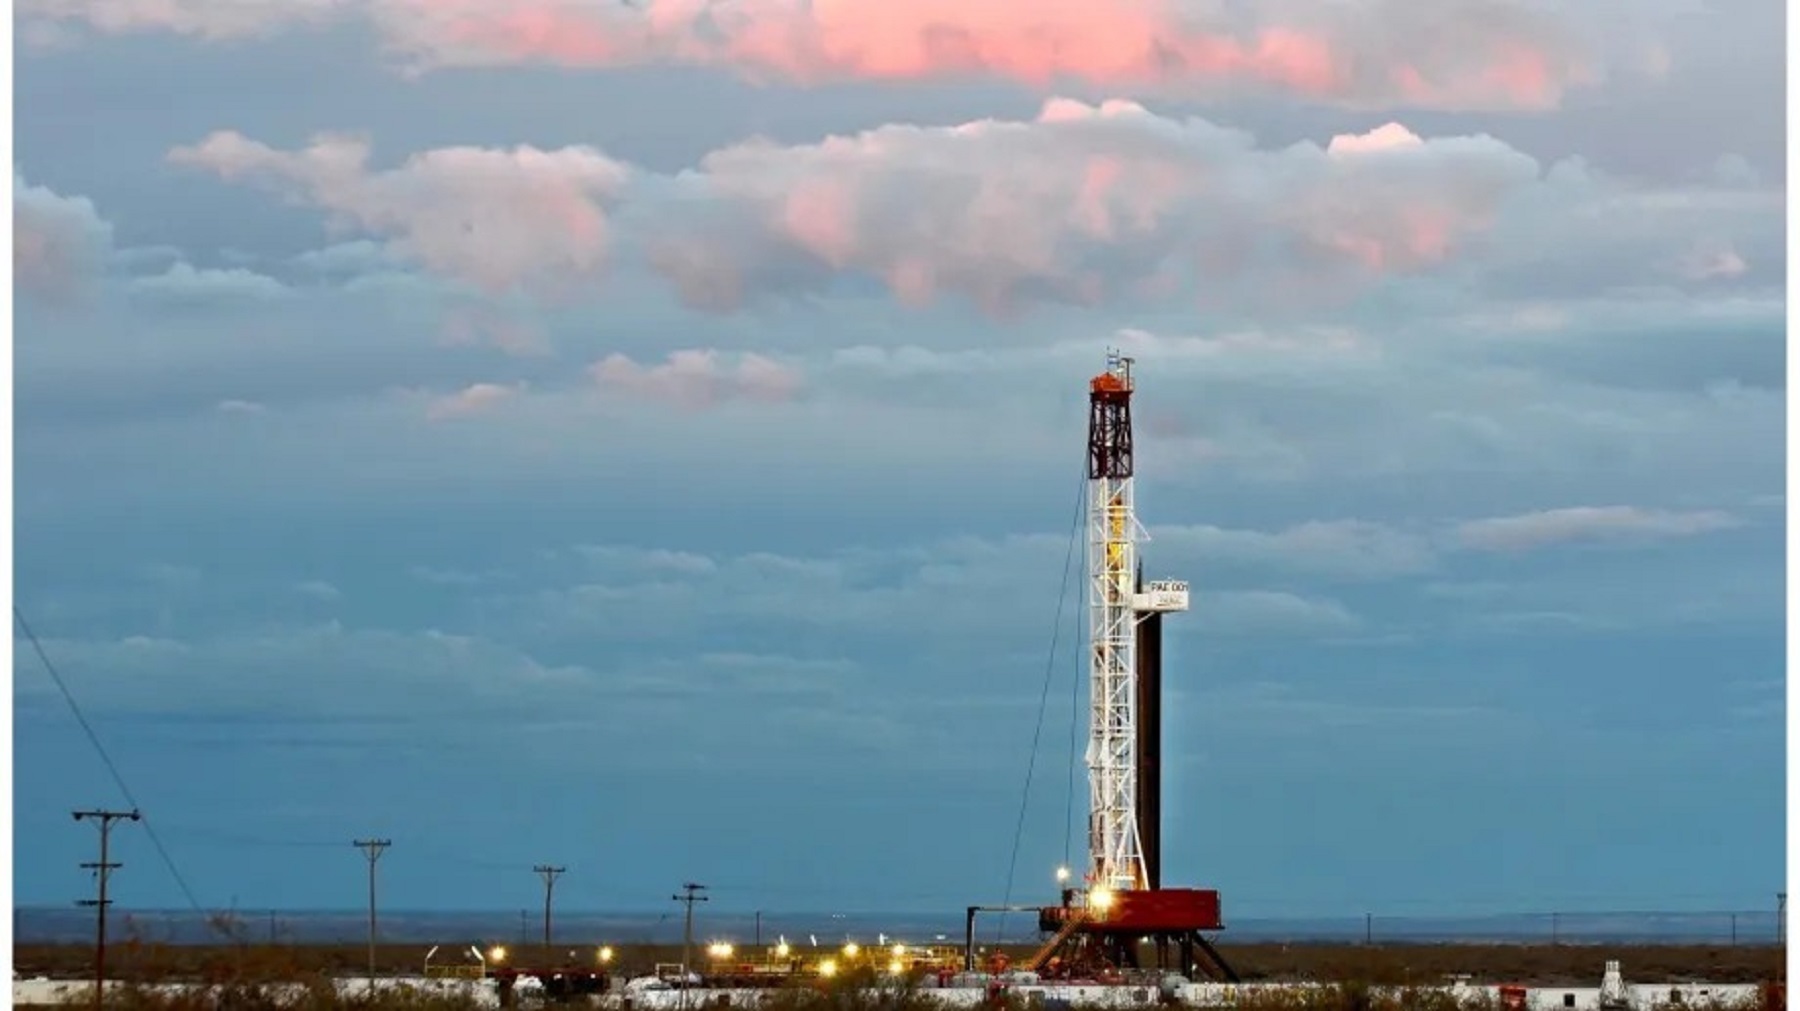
[1084,350,1188,895]
[1007,353,1233,983]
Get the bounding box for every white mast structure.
[1084,350,1189,898]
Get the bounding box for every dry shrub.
[100,981,493,1011]
[46,978,1776,1011]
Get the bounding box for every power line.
[14,605,224,937]
[1062,532,1084,871]
[148,828,510,873]
[147,826,350,849]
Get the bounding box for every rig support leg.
[963,907,978,973]
[1191,932,1239,984]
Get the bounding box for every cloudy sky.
[12,0,1785,921]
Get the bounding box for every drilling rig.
[1029,350,1238,983]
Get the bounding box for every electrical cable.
[992,464,1087,944]
[149,826,349,850]
[1063,578,1082,872]
[13,604,230,939]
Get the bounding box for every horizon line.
[13,906,1781,918]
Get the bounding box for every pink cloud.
[646,98,1540,314]
[368,0,1590,111]
[179,102,1771,316]
[14,173,113,305]
[439,303,550,356]
[1679,239,1750,281]
[24,0,1602,111]
[426,381,525,420]
[590,350,803,410]
[1325,122,1423,157]
[167,131,630,296]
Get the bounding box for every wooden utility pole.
[74,808,140,1011]
[534,865,565,949]
[1779,892,1787,995]
[352,839,391,995]
[671,882,709,1005]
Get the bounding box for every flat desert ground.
[11,942,1786,986]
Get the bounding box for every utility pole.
[1364,913,1372,945]
[671,882,709,999]
[352,839,390,995]
[1780,893,1788,993]
[74,808,140,1011]
[534,865,565,949]
[755,911,762,947]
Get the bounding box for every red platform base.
[1029,888,1237,982]
[1039,887,1223,933]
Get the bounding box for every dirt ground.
[11,941,1785,986]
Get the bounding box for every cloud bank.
[591,350,804,409]
[1455,506,1743,552]
[24,0,1608,110]
[166,132,631,296]
[167,101,1777,318]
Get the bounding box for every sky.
[9,0,1787,922]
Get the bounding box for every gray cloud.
[127,261,292,304]
[15,172,114,304]
[15,302,1782,554]
[1454,505,1743,552]
[1451,294,1785,395]
[166,131,633,297]
[11,620,1009,775]
[1153,519,1437,581]
[591,349,804,409]
[19,0,349,39]
[17,503,1767,787]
